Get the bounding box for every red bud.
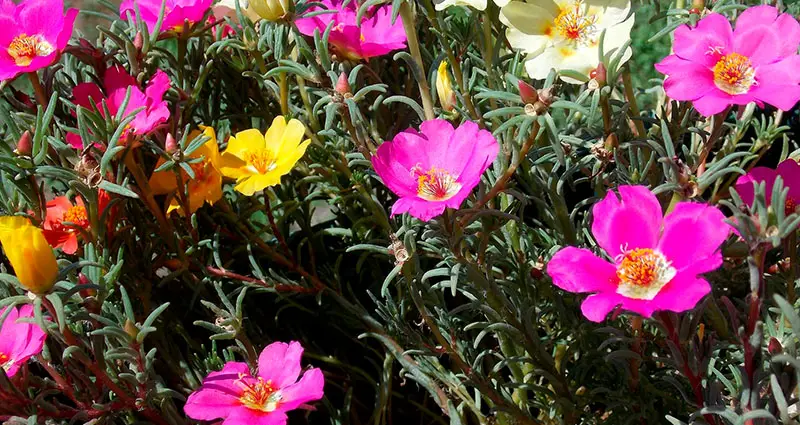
[592,63,607,86]
[165,133,178,153]
[769,337,782,355]
[133,31,144,50]
[15,130,32,156]
[335,72,351,95]
[518,80,538,104]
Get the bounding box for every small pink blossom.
[0,305,47,377]
[371,119,499,222]
[734,159,800,214]
[0,0,78,81]
[655,6,800,116]
[120,0,214,34]
[68,66,170,149]
[294,0,407,61]
[546,186,729,322]
[184,341,324,425]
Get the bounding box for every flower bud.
[335,72,351,96]
[124,319,139,339]
[165,133,178,154]
[133,31,144,50]
[590,63,607,87]
[690,0,704,11]
[14,130,32,156]
[0,216,59,294]
[769,337,783,354]
[249,0,290,21]
[518,80,538,104]
[436,61,457,112]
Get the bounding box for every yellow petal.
[149,158,179,194]
[233,173,281,196]
[273,139,311,176]
[0,216,58,294]
[263,116,288,154]
[223,129,265,159]
[276,118,307,159]
[191,126,220,166]
[219,152,251,179]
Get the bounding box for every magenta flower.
[655,6,800,117]
[734,159,800,215]
[371,119,499,222]
[68,66,170,149]
[546,186,729,322]
[0,305,47,377]
[120,0,214,34]
[0,0,78,81]
[184,341,324,425]
[294,0,407,60]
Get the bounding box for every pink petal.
[580,293,624,322]
[371,143,418,197]
[223,409,287,425]
[184,387,242,421]
[18,0,64,40]
[734,5,800,59]
[733,24,782,66]
[777,160,800,201]
[56,8,78,50]
[590,185,662,258]
[452,122,499,185]
[650,273,711,313]
[672,13,733,68]
[546,247,617,294]
[691,90,738,117]
[418,119,456,169]
[257,341,303,389]
[276,368,325,412]
[72,82,106,111]
[145,69,170,102]
[657,201,728,273]
[750,83,800,112]
[734,166,777,206]
[656,55,715,101]
[104,66,137,93]
[391,197,447,221]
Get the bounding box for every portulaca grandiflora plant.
[4,0,800,422]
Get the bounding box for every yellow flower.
[220,116,311,196]
[249,0,291,21]
[149,126,223,215]
[436,61,456,112]
[0,216,59,294]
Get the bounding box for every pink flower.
[0,0,78,81]
[371,119,499,222]
[734,159,800,215]
[294,0,406,60]
[655,6,800,116]
[120,0,213,34]
[68,66,170,149]
[184,341,324,425]
[546,186,729,322]
[0,305,47,377]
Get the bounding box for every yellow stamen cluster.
[414,167,461,201]
[554,1,597,44]
[62,206,90,229]
[238,377,280,412]
[245,150,278,174]
[713,52,756,95]
[616,248,659,287]
[8,34,54,67]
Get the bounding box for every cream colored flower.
[501,0,633,84]
[213,0,261,23]
[434,0,508,11]
[249,0,291,21]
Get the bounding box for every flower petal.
[257,341,304,389]
[590,185,662,258]
[672,13,733,68]
[650,273,711,313]
[580,293,623,322]
[546,247,617,294]
[657,201,728,273]
[734,166,777,206]
[276,367,325,412]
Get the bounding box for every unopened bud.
[436,61,456,112]
[133,31,144,50]
[335,72,351,96]
[78,273,90,285]
[518,80,538,104]
[14,130,32,156]
[769,337,783,355]
[591,63,607,87]
[165,133,178,153]
[124,319,139,339]
[604,133,619,150]
[690,0,704,11]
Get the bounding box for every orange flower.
[42,191,110,254]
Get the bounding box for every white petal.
[501,2,557,35]
[507,28,551,53]
[600,15,634,66]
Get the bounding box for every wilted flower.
[249,0,290,21]
[184,341,324,424]
[67,66,170,149]
[294,0,407,61]
[371,119,499,222]
[546,186,729,322]
[436,61,456,112]
[149,126,223,215]
[0,305,46,377]
[655,6,800,117]
[501,0,633,83]
[734,159,800,215]
[220,116,311,196]
[42,192,110,254]
[120,0,214,33]
[0,216,59,294]
[0,0,78,81]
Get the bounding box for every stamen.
[713,53,756,95]
[553,0,597,45]
[413,167,462,201]
[0,352,10,371]
[8,34,54,67]
[615,248,676,300]
[237,377,282,412]
[62,206,90,229]
[245,150,278,174]
[787,197,797,217]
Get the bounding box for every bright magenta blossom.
[67,66,170,149]
[294,0,406,60]
[547,186,729,322]
[655,6,800,117]
[0,0,77,81]
[0,305,46,377]
[734,159,800,214]
[184,341,324,425]
[371,119,499,222]
[120,0,213,33]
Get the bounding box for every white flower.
[434,0,509,11]
[501,0,633,84]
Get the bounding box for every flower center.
[787,197,797,217]
[412,166,462,201]
[0,352,10,371]
[238,377,282,412]
[554,1,597,44]
[8,34,54,67]
[189,161,208,181]
[615,248,676,300]
[62,205,90,229]
[245,150,278,174]
[713,53,756,95]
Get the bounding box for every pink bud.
[592,63,607,86]
[133,31,144,50]
[14,130,32,156]
[518,80,538,104]
[165,133,178,153]
[335,72,351,95]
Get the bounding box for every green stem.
[398,1,435,120]
[297,76,320,131]
[621,66,646,138]
[27,72,47,107]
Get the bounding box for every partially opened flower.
[120,0,214,34]
[0,305,46,377]
[0,216,59,294]
[0,0,78,82]
[501,0,633,83]
[184,341,325,424]
[249,0,290,21]
[68,66,170,149]
[371,119,499,222]
[294,0,407,61]
[655,6,800,117]
[546,186,729,322]
[149,126,223,215]
[734,159,800,215]
[220,116,311,196]
[436,61,456,112]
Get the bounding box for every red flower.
[42,191,112,254]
